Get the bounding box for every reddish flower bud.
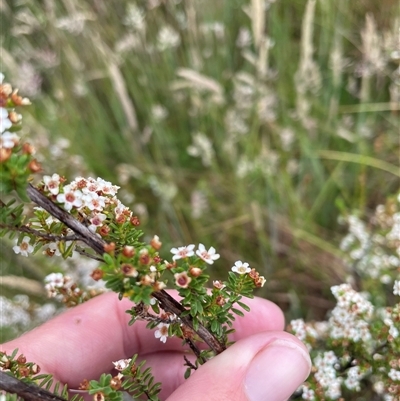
[140,274,154,286]
[103,241,115,253]
[181,325,195,340]
[76,179,86,189]
[17,354,26,364]
[150,235,162,250]
[152,281,166,291]
[213,280,225,290]
[122,245,135,258]
[30,363,41,374]
[216,295,226,306]
[10,90,21,104]
[28,159,42,173]
[0,148,12,162]
[0,83,12,97]
[248,268,259,280]
[139,252,150,265]
[78,379,90,390]
[22,142,35,155]
[130,364,137,376]
[99,225,111,237]
[90,268,104,281]
[110,376,122,390]
[18,366,30,377]
[121,264,138,277]
[116,213,127,224]
[130,216,140,226]
[189,267,202,277]
[165,260,176,270]
[8,111,21,124]
[254,275,266,288]
[93,392,105,401]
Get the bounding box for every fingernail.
[244,339,311,401]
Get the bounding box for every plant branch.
[26,184,226,354]
[0,371,67,401]
[26,184,106,255]
[0,223,83,243]
[151,291,226,354]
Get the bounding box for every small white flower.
[0,108,12,133]
[0,131,20,149]
[213,280,225,290]
[196,243,220,264]
[170,244,195,260]
[96,177,120,196]
[43,242,61,257]
[82,191,106,211]
[43,173,61,195]
[393,280,400,296]
[155,323,170,343]
[56,184,83,211]
[112,358,131,371]
[389,368,400,381]
[13,236,34,257]
[44,273,67,297]
[44,272,65,288]
[88,213,107,232]
[231,260,251,275]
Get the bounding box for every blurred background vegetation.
[0,0,399,340]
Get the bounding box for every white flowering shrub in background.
[289,194,400,400]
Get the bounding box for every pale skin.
[1,291,311,401]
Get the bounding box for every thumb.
[167,331,311,401]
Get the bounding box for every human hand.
[1,291,311,401]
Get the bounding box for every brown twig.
[26,184,105,255]
[0,371,67,401]
[183,355,198,371]
[0,223,82,243]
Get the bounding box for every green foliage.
[0,349,77,401]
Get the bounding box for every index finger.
[1,290,284,386]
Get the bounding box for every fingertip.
[167,331,310,401]
[232,297,285,340]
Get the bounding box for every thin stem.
[0,223,82,243]
[151,291,226,354]
[26,184,105,255]
[183,355,198,371]
[0,371,67,401]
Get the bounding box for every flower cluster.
[12,236,34,257]
[289,197,400,400]
[339,198,400,282]
[329,283,373,343]
[45,175,120,216]
[0,350,40,379]
[43,272,103,306]
[0,74,38,195]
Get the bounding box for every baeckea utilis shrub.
[289,195,400,400]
